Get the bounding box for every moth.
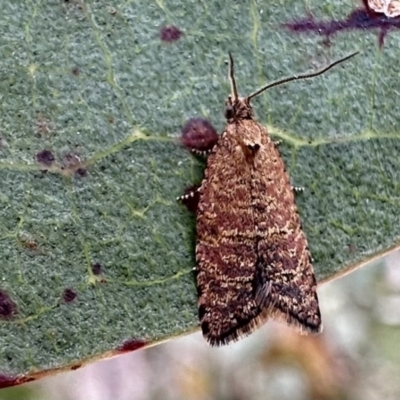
[368,0,400,17]
[181,51,358,346]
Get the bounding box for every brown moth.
[182,51,358,346]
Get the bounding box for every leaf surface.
[1,0,399,379]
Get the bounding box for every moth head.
[224,95,253,122]
[226,51,359,122]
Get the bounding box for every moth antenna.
[247,51,359,101]
[228,52,239,102]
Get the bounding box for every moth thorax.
[224,97,253,122]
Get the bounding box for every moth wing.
[196,119,321,345]
[255,244,322,334]
[251,122,322,333]
[196,126,267,346]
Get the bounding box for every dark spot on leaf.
[71,66,80,76]
[92,262,102,275]
[36,149,55,166]
[19,235,38,251]
[70,363,82,371]
[117,338,147,353]
[62,151,87,177]
[62,288,77,303]
[62,151,81,169]
[181,118,219,152]
[0,290,17,320]
[75,167,87,177]
[0,374,18,389]
[284,2,400,48]
[160,25,183,42]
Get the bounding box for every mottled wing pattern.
[196,123,261,345]
[196,119,321,346]
[250,121,321,333]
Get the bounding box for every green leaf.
[1,0,400,380]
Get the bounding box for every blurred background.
[2,250,400,400]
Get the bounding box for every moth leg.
[177,184,201,213]
[191,148,214,157]
[291,186,304,193]
[273,139,282,147]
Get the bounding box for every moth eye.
[224,105,234,119]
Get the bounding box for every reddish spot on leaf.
[117,338,147,353]
[62,151,82,169]
[19,235,38,251]
[75,167,87,177]
[62,151,88,176]
[160,25,183,42]
[92,263,103,275]
[71,66,80,76]
[62,288,77,303]
[0,374,18,389]
[36,149,55,166]
[70,363,82,371]
[181,118,219,153]
[0,290,17,320]
[284,1,400,48]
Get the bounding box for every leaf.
[1,0,400,382]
